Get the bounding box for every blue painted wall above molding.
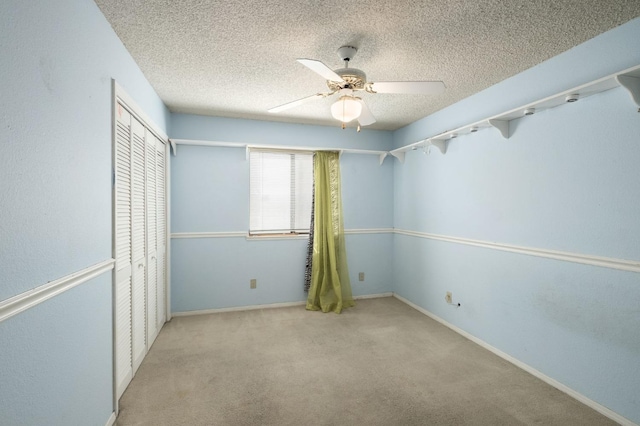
[393,16,640,149]
[171,113,393,152]
[0,0,169,300]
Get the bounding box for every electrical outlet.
[358,272,365,281]
[445,291,452,304]
[250,279,257,289]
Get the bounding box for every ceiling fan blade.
[297,59,345,83]
[357,99,376,126]
[369,81,445,95]
[268,93,326,113]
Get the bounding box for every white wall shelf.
[170,139,390,165]
[390,64,640,162]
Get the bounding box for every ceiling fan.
[268,46,446,129]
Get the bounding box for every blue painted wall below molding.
[171,232,394,313]
[171,237,309,312]
[0,273,113,426]
[393,234,640,423]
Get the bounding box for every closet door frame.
[112,81,170,414]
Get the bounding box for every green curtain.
[306,151,355,314]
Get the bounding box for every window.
[249,149,313,235]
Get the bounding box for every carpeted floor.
[116,297,614,425]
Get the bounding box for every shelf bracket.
[616,75,640,109]
[428,139,447,154]
[390,151,406,163]
[379,152,388,165]
[170,140,177,156]
[488,119,509,139]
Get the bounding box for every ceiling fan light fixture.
[331,95,362,123]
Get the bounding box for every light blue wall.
[392,17,640,423]
[0,274,113,426]
[169,117,394,312]
[171,113,391,151]
[2,1,637,423]
[0,0,169,299]
[0,0,168,424]
[393,16,640,149]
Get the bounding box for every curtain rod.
[169,139,389,165]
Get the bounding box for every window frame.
[248,148,314,238]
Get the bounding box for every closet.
[114,95,167,400]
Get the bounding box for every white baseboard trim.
[344,228,394,235]
[392,293,637,426]
[172,300,306,316]
[394,229,640,274]
[105,412,116,426]
[354,292,393,299]
[172,292,393,317]
[0,259,115,323]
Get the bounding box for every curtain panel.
[306,151,355,314]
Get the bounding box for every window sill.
[246,233,309,241]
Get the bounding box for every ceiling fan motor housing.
[327,67,367,91]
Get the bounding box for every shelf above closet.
[390,64,640,162]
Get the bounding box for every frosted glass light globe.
[331,96,362,123]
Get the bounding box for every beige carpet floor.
[116,297,614,425]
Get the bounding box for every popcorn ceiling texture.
[95,0,640,130]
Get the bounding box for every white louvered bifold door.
[145,131,158,347]
[114,92,168,401]
[131,117,147,373]
[114,104,133,399]
[156,138,167,326]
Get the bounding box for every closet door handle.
[151,256,156,261]
[138,263,144,269]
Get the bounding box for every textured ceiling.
[95,0,640,131]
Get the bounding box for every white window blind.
[249,149,313,234]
